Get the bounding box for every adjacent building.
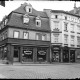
[0,3,51,64]
[44,9,80,63]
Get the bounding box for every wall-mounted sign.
[24,50,32,55]
[38,51,46,55]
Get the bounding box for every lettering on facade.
[24,50,32,55]
[38,51,46,55]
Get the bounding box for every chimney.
[74,1,77,14]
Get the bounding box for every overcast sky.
[0,1,80,21]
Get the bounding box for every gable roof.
[6,3,50,32]
[13,3,48,18]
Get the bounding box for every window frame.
[13,31,20,38]
[23,32,29,39]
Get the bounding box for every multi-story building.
[44,9,80,63]
[0,3,50,64]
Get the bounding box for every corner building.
[44,9,80,63]
[0,3,50,64]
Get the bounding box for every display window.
[37,47,47,62]
[22,47,33,62]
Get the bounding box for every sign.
[38,51,46,55]
[24,50,32,55]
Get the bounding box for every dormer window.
[23,14,29,24]
[25,5,32,13]
[36,16,41,27]
[4,19,8,26]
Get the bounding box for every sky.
[0,1,80,21]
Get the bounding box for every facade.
[44,9,80,63]
[0,3,50,64]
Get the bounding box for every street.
[0,63,80,79]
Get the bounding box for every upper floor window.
[55,15,58,19]
[36,16,41,27]
[64,22,68,31]
[71,24,74,32]
[64,35,68,44]
[53,33,59,43]
[65,16,67,20]
[25,5,32,13]
[54,21,59,29]
[42,34,46,41]
[71,36,74,45]
[77,37,80,45]
[36,33,41,40]
[77,25,80,32]
[13,31,19,38]
[23,14,29,24]
[4,19,8,26]
[23,32,29,39]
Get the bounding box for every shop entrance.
[63,50,69,62]
[70,50,75,62]
[52,51,60,62]
[13,46,20,62]
[37,47,47,62]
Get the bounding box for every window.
[54,21,59,29]
[65,16,67,20]
[64,22,68,31]
[42,34,46,41]
[23,32,29,39]
[71,24,74,32]
[64,35,68,44]
[4,19,8,25]
[4,31,7,39]
[77,25,80,32]
[77,37,80,45]
[53,33,59,43]
[55,15,58,19]
[25,6,32,13]
[36,33,41,40]
[23,14,29,23]
[14,31,19,38]
[71,36,74,45]
[36,20,41,27]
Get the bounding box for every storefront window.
[22,47,33,62]
[37,47,47,62]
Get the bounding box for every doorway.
[63,50,69,62]
[70,50,75,62]
[13,46,20,62]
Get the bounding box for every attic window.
[23,14,29,23]
[36,17,41,27]
[25,6,32,13]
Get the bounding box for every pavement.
[0,62,80,79]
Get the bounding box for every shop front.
[37,47,47,62]
[63,46,69,62]
[51,46,61,62]
[22,46,33,62]
[70,49,75,62]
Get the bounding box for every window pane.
[14,31,19,38]
[42,35,46,41]
[24,32,28,39]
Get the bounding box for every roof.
[13,3,48,18]
[51,10,80,17]
[7,11,50,32]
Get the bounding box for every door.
[63,50,69,62]
[70,50,75,62]
[13,46,20,62]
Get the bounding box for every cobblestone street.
[0,63,80,79]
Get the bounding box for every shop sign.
[38,51,46,55]
[24,51,32,55]
[53,47,60,50]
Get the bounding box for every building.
[44,9,80,63]
[0,3,51,64]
